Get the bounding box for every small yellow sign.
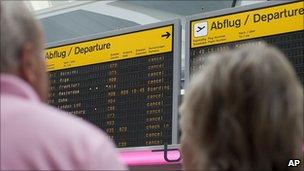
[45,25,173,71]
[191,1,304,48]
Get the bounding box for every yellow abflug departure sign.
[45,22,180,148]
[45,25,172,71]
[190,1,304,48]
[187,1,304,86]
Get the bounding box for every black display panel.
[46,23,179,148]
[187,1,303,86]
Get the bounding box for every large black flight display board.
[45,20,180,148]
[186,1,304,86]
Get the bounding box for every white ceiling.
[25,1,76,11]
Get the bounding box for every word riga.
[288,159,301,167]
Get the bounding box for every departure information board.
[45,20,180,148]
[186,1,304,86]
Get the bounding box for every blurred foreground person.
[180,43,303,171]
[0,2,126,170]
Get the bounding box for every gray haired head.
[1,1,42,73]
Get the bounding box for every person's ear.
[19,42,39,86]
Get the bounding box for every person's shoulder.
[2,95,110,145]
[35,103,126,170]
[2,95,126,170]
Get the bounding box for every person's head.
[1,1,48,101]
[180,43,303,171]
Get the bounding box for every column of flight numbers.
[145,54,170,146]
[105,62,118,141]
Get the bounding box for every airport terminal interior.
[1,0,303,170]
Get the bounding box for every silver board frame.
[184,0,294,89]
[46,19,181,151]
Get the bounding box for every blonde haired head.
[180,43,303,171]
